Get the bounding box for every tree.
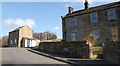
[52,34,57,40]
[84,32,97,47]
[33,32,40,39]
[2,36,8,47]
[33,31,57,41]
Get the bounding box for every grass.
[92,46,103,51]
[41,39,62,42]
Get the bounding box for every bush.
[92,46,103,51]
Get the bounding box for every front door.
[27,39,30,47]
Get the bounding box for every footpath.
[27,48,115,65]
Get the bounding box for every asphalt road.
[1,48,67,64]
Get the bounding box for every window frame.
[107,8,116,20]
[14,39,17,44]
[71,32,77,41]
[92,29,100,39]
[10,40,13,44]
[71,17,77,27]
[90,13,98,23]
[110,27,118,41]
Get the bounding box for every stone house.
[8,25,37,47]
[61,1,120,46]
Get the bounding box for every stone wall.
[19,25,33,47]
[8,30,19,47]
[103,41,120,63]
[39,41,90,58]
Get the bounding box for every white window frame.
[14,39,17,44]
[90,13,98,23]
[107,8,116,20]
[10,40,13,44]
[71,18,77,27]
[71,32,76,41]
[27,39,30,47]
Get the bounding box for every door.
[27,39,30,47]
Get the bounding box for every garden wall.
[103,41,120,63]
[39,41,90,58]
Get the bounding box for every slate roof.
[9,25,31,33]
[64,1,120,18]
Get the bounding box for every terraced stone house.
[61,1,120,45]
[8,25,37,47]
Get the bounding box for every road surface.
[1,48,67,64]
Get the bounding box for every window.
[14,39,17,44]
[10,40,12,44]
[111,27,118,41]
[27,39,30,47]
[90,13,98,23]
[71,18,77,26]
[107,9,116,20]
[71,32,76,41]
[63,31,66,40]
[92,29,99,39]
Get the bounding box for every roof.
[22,37,36,40]
[9,25,31,33]
[10,26,24,32]
[64,1,120,18]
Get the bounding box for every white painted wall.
[30,40,32,47]
[25,39,27,47]
[31,40,37,47]
[24,39,37,47]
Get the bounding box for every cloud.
[3,18,36,30]
[54,26,60,30]
[63,0,68,2]
[65,4,70,8]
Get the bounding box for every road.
[1,48,67,64]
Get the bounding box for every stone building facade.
[8,25,33,47]
[61,1,120,45]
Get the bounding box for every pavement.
[28,48,116,65]
[1,47,118,66]
[2,48,68,65]
[28,48,75,65]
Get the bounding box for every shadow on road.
[30,49,115,65]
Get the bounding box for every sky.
[1,0,120,38]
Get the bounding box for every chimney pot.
[68,7,73,13]
[84,0,89,9]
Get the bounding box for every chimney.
[84,0,89,9]
[68,7,73,13]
